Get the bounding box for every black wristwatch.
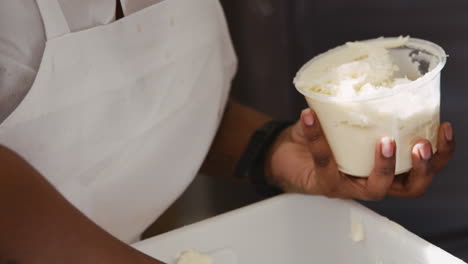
[235,120,293,197]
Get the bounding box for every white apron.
[0,0,236,243]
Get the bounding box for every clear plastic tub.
[294,37,447,177]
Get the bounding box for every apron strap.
[36,0,71,41]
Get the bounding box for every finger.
[388,140,434,198]
[301,108,337,170]
[432,122,455,172]
[364,137,396,200]
[300,108,341,191]
[338,176,371,200]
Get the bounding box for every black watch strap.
[235,120,293,197]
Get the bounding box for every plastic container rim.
[294,37,447,103]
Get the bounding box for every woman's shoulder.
[0,0,116,123]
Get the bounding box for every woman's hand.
[264,108,455,201]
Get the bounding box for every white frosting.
[294,36,413,98]
[294,37,444,176]
[176,249,213,264]
[350,209,365,242]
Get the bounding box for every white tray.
[133,194,465,264]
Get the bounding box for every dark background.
[221,0,468,259]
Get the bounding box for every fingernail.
[414,143,432,161]
[444,123,453,142]
[302,109,314,126]
[381,137,394,158]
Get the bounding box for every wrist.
[235,120,293,197]
[263,126,290,187]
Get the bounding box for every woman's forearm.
[0,146,164,264]
[200,99,272,178]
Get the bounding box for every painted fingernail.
[414,143,432,161]
[381,137,394,158]
[302,109,314,126]
[444,123,453,142]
